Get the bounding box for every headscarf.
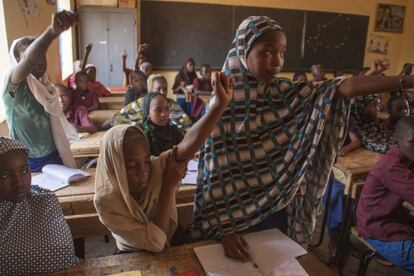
[0,136,30,156]
[192,16,350,244]
[351,94,395,153]
[141,92,184,156]
[94,125,177,252]
[2,38,77,168]
[172,58,198,91]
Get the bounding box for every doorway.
[78,7,136,87]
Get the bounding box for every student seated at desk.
[193,64,213,96]
[0,137,79,275]
[86,64,111,97]
[1,10,77,172]
[122,43,150,87]
[141,92,184,156]
[55,83,97,134]
[356,116,414,275]
[124,70,147,105]
[385,93,411,132]
[94,72,232,253]
[351,94,396,153]
[113,75,192,131]
[72,71,100,112]
[172,58,198,110]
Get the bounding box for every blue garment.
[29,151,63,172]
[242,208,288,235]
[367,238,414,275]
[322,178,345,237]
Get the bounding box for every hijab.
[172,58,198,91]
[192,16,350,244]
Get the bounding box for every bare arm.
[10,11,78,85]
[340,132,362,156]
[338,59,414,98]
[134,43,149,71]
[80,43,92,71]
[153,147,187,234]
[176,72,233,161]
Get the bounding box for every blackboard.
[141,1,369,72]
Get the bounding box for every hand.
[212,72,233,108]
[221,233,251,262]
[50,10,78,36]
[138,43,150,54]
[85,43,93,54]
[121,50,127,59]
[162,147,189,191]
[365,58,390,76]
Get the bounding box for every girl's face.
[123,140,151,197]
[76,75,89,91]
[130,72,146,92]
[186,61,195,72]
[149,95,170,126]
[247,31,287,84]
[0,150,31,203]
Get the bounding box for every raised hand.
[212,72,234,108]
[85,43,93,54]
[366,58,390,76]
[138,43,150,54]
[121,50,128,59]
[51,10,78,36]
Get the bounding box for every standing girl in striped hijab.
[192,15,414,262]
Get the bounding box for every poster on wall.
[18,0,40,17]
[375,3,405,33]
[367,34,390,55]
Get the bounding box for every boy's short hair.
[13,36,36,60]
[75,71,89,83]
[395,116,414,140]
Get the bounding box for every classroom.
[0,0,413,275]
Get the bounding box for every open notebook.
[31,164,91,191]
[194,229,308,276]
[181,159,198,185]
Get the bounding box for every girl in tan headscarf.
[94,72,233,253]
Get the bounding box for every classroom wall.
[152,0,414,89]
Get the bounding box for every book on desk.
[32,164,91,191]
[194,229,308,276]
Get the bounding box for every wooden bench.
[53,168,197,239]
[46,240,334,276]
[70,131,106,159]
[99,96,124,110]
[89,110,117,129]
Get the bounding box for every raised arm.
[338,59,414,98]
[10,11,77,85]
[176,72,233,161]
[80,43,92,71]
[134,43,149,71]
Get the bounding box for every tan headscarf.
[94,125,177,252]
[2,38,77,168]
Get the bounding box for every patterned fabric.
[112,96,192,131]
[192,16,350,244]
[0,136,30,155]
[351,94,396,153]
[0,186,79,274]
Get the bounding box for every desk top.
[70,131,106,158]
[50,240,334,276]
[54,168,196,216]
[99,96,125,104]
[334,148,383,176]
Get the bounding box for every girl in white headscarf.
[1,11,78,172]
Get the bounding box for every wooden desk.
[89,110,117,129]
[55,168,196,238]
[50,240,334,276]
[70,131,106,158]
[334,148,383,195]
[108,89,126,97]
[99,96,124,110]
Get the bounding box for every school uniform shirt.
[64,105,95,128]
[357,146,414,241]
[88,81,111,97]
[2,78,56,158]
[72,89,100,110]
[0,186,79,275]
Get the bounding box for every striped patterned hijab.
[192,16,350,244]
